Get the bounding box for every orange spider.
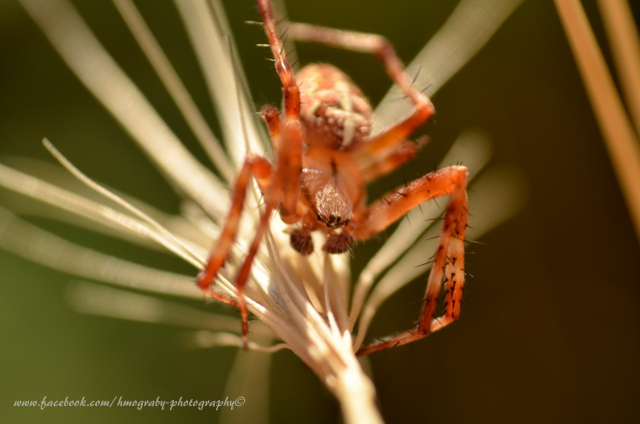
[197,0,469,355]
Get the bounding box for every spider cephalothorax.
[197,0,469,355]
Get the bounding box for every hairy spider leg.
[258,0,303,223]
[196,0,308,345]
[286,22,435,162]
[354,166,468,356]
[196,155,274,344]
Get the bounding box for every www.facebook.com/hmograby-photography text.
[14,396,245,411]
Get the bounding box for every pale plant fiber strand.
[554,0,640,241]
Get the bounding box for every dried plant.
[554,0,640,240]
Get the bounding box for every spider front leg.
[258,0,303,222]
[196,155,274,346]
[354,166,469,356]
[200,0,306,342]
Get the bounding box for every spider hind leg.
[355,165,469,355]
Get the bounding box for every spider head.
[315,184,355,254]
[314,182,353,229]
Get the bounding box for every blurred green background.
[1,0,639,423]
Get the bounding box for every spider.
[197,0,469,356]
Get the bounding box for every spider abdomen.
[297,64,372,150]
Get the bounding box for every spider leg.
[233,184,278,346]
[360,136,428,182]
[354,165,468,356]
[196,155,273,346]
[258,0,303,223]
[216,0,310,335]
[285,22,434,159]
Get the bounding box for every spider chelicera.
[197,0,469,356]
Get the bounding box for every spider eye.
[318,214,347,228]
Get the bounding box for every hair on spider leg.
[400,172,410,189]
[277,38,287,56]
[244,20,264,26]
[463,239,486,248]
[423,216,444,224]
[274,14,289,26]
[441,299,449,311]
[407,322,422,335]
[444,253,454,265]
[387,93,414,103]
[403,210,412,226]
[420,84,434,95]
[388,82,434,103]
[279,26,290,44]
[431,315,444,329]
[415,260,435,268]
[459,298,471,309]
[411,66,423,85]
[415,201,425,218]
[373,337,385,350]
[370,336,386,345]
[285,45,298,57]
[363,338,399,357]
